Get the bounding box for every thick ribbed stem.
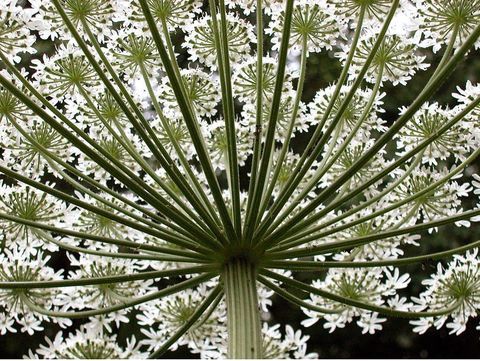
[223,258,262,359]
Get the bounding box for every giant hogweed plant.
[0,0,480,358]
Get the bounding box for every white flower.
[129,0,203,31]
[473,174,480,195]
[262,324,316,359]
[357,312,386,334]
[1,0,479,358]
[0,312,16,335]
[224,0,282,15]
[139,285,226,354]
[232,56,294,103]
[267,0,342,54]
[411,250,480,335]
[32,0,117,41]
[397,102,476,165]
[158,68,221,118]
[183,13,255,69]
[0,0,37,63]
[415,0,480,51]
[31,322,147,359]
[327,0,398,23]
[339,25,429,85]
[0,184,69,252]
[67,254,154,309]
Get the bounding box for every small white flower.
[184,14,255,69]
[357,312,386,334]
[0,312,16,335]
[267,0,342,54]
[415,0,480,51]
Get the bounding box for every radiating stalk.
[261,92,480,247]
[277,152,423,249]
[243,0,295,245]
[213,0,242,238]
[138,0,237,242]
[21,273,215,319]
[244,0,264,245]
[0,211,210,260]
[137,63,227,243]
[426,25,459,87]
[259,276,342,314]
[4,114,201,245]
[263,237,480,269]
[0,69,214,244]
[76,18,216,219]
[256,64,386,248]
[75,17,225,243]
[252,5,369,241]
[277,63,385,223]
[0,266,216,289]
[264,23,480,243]
[36,229,200,264]
[0,165,215,253]
[268,208,480,259]
[157,18,230,227]
[256,34,309,226]
[262,270,462,319]
[73,88,220,243]
[223,258,262,359]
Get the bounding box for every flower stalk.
[223,258,262,359]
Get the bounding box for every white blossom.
[0,0,479,358]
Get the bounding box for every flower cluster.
[411,250,480,335]
[0,0,479,359]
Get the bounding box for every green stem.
[0,266,216,289]
[273,63,385,229]
[214,0,242,238]
[243,0,295,245]
[276,152,424,250]
[426,25,459,87]
[244,0,264,246]
[20,273,216,319]
[137,63,226,244]
[160,18,183,81]
[289,104,477,247]
[137,0,237,242]
[36,229,202,264]
[251,4,371,242]
[262,269,461,319]
[5,114,201,246]
[258,276,343,314]
[59,9,226,245]
[255,34,309,228]
[74,17,215,224]
[2,109,195,244]
[257,63,386,249]
[268,208,480,259]
[223,258,262,359]
[77,85,219,242]
[0,212,208,260]
[262,238,480,269]
[158,21,227,237]
[0,69,213,245]
[157,18,226,224]
[262,89,480,246]
[0,165,213,254]
[47,162,199,249]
